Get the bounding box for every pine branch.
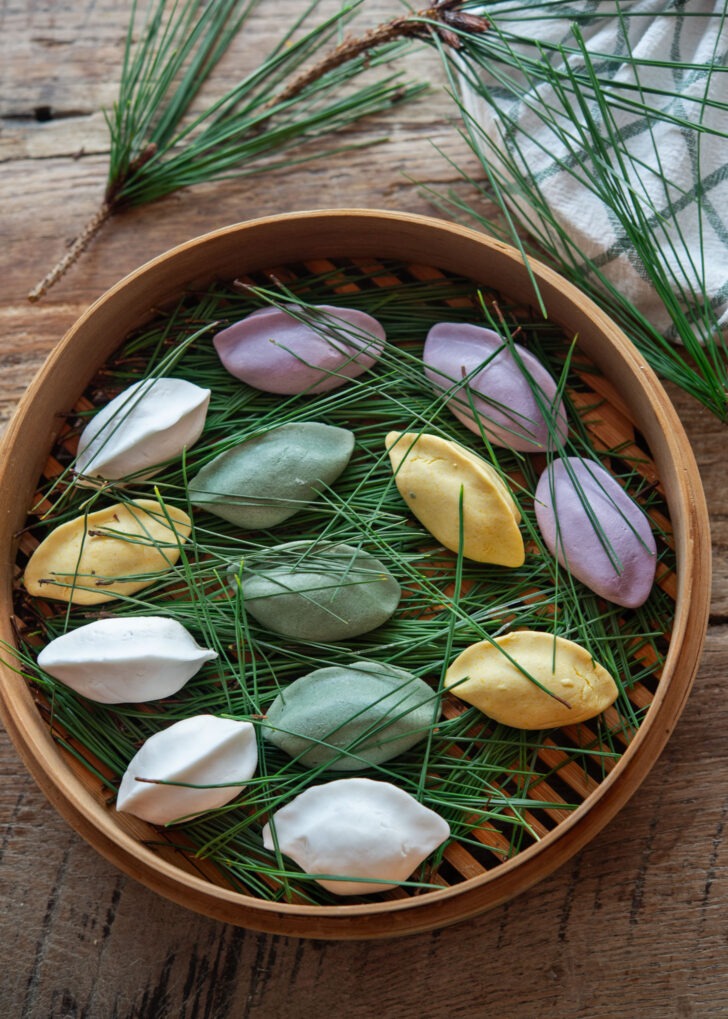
[28,0,489,303]
[270,0,489,106]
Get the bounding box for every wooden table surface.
[2,3,727,1016]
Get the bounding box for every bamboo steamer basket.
[0,210,710,939]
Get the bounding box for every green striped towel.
[457,0,727,340]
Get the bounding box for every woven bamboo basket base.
[0,213,709,938]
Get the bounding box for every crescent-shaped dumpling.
[188,421,354,529]
[386,431,524,566]
[423,322,568,451]
[116,715,258,825]
[535,456,657,607]
[37,617,217,703]
[23,500,191,605]
[237,540,401,642]
[262,777,449,895]
[263,661,436,770]
[213,304,386,394]
[75,377,210,481]
[445,630,619,729]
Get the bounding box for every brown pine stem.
[270,2,489,109]
[27,201,114,303]
[28,142,158,303]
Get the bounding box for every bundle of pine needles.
[430,0,728,418]
[28,0,427,301]
[28,0,491,302]
[8,258,675,904]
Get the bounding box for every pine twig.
[272,1,489,106]
[28,203,113,304]
[28,143,158,304]
[27,1,489,304]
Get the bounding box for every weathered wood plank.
[2,1,727,1015]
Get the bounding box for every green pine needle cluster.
[430,1,728,418]
[28,0,426,300]
[8,259,675,904]
[106,0,422,209]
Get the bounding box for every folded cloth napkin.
[457,0,727,340]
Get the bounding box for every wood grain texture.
[1,1,727,1016]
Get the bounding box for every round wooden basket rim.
[0,209,710,938]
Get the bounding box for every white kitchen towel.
[457,0,728,340]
